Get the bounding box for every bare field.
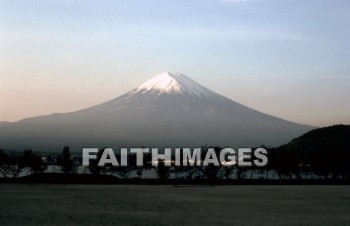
[0,184,349,226]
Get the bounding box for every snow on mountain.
[0,72,314,151]
[136,72,184,94]
[129,72,216,97]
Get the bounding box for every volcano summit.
[0,72,313,151]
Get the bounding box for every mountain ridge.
[0,72,314,151]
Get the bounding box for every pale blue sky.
[1,0,350,126]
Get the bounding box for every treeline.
[0,146,78,178]
[86,144,350,180]
[0,149,46,178]
[1,125,349,180]
[86,146,234,180]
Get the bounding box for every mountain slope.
[0,72,314,151]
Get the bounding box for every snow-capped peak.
[136,72,181,93]
[133,72,214,97]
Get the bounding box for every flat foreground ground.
[0,184,349,226]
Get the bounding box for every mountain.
[0,72,313,151]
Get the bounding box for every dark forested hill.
[269,125,350,178]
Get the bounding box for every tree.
[236,166,247,180]
[22,149,47,174]
[88,148,106,175]
[156,159,170,180]
[8,153,25,178]
[269,147,299,179]
[204,163,219,180]
[57,146,75,173]
[0,150,12,178]
[222,165,234,179]
[135,166,143,179]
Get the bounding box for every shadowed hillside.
[269,125,350,179]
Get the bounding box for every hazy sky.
[1,0,350,126]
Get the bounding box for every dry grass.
[0,184,349,226]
